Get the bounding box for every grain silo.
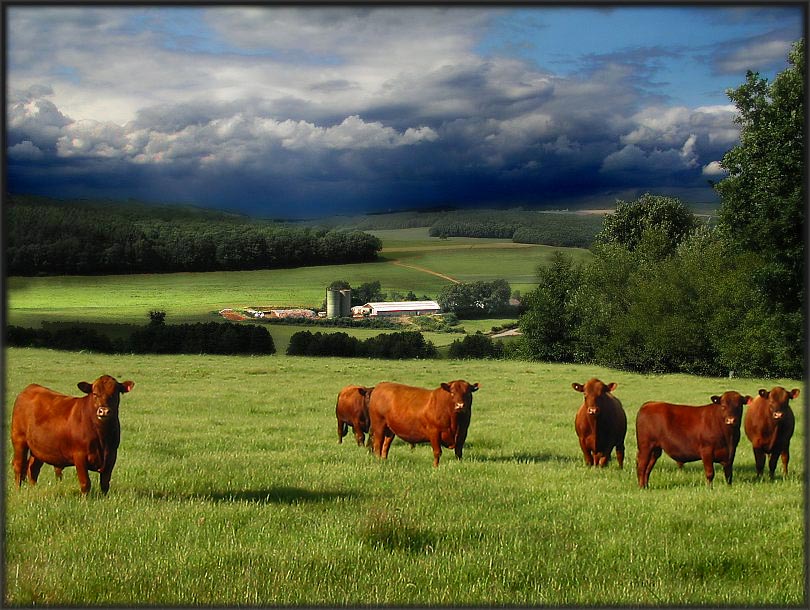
[326,288,342,319]
[339,289,352,317]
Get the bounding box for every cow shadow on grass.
[138,486,361,505]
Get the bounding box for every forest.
[5,194,382,275]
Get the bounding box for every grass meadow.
[3,347,805,606]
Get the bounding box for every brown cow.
[11,375,134,495]
[572,378,627,468]
[336,385,374,446]
[635,391,749,488]
[744,386,799,479]
[369,380,479,467]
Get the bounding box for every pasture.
[6,230,588,327]
[4,347,804,606]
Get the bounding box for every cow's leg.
[767,451,780,480]
[615,444,625,469]
[74,456,92,495]
[337,419,347,444]
[54,467,63,481]
[721,460,734,485]
[12,442,29,487]
[429,432,442,467]
[637,446,660,488]
[353,423,365,447]
[596,451,609,467]
[780,446,790,476]
[381,431,395,459]
[753,447,766,478]
[579,438,594,466]
[27,456,44,484]
[371,423,385,457]
[636,448,648,487]
[701,452,715,487]
[454,428,468,461]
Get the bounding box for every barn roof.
[364,300,441,312]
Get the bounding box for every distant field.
[7,232,588,342]
[4,348,803,606]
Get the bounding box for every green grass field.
[3,347,804,606]
[6,230,586,352]
[7,230,588,325]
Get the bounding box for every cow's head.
[572,378,617,417]
[78,375,134,422]
[441,380,480,411]
[757,386,800,423]
[710,391,749,427]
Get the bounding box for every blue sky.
[5,5,805,217]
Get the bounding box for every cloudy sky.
[6,4,804,218]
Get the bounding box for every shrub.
[448,333,503,359]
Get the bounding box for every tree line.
[286,330,437,359]
[428,210,604,247]
[5,195,382,275]
[7,312,275,355]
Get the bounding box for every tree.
[437,280,512,317]
[713,38,804,378]
[355,281,385,305]
[715,38,804,313]
[519,252,582,361]
[594,193,700,260]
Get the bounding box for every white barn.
[353,300,442,317]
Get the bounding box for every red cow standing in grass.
[635,391,749,488]
[336,385,374,446]
[572,378,627,468]
[369,380,479,467]
[11,375,134,495]
[744,386,799,479]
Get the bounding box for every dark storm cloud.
[8,6,799,216]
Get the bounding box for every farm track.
[390,259,461,284]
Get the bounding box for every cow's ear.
[572,383,584,393]
[744,395,753,405]
[358,388,367,396]
[607,382,618,392]
[789,388,800,399]
[758,389,769,399]
[78,382,93,394]
[711,395,721,404]
[471,383,479,392]
[120,381,135,393]
[441,383,452,393]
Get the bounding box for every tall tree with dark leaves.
[715,39,805,313]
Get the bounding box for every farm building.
[352,300,442,318]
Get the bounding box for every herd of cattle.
[336,376,800,488]
[8,373,799,495]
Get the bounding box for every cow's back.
[12,385,78,433]
[369,382,438,442]
[369,382,432,418]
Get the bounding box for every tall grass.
[4,347,804,606]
